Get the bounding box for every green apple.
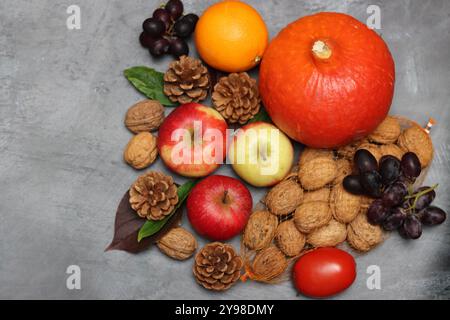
[228,121,294,187]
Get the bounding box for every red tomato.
[293,247,356,298]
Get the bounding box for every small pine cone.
[163,55,210,104]
[212,72,261,124]
[129,171,178,221]
[193,242,243,291]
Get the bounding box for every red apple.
[187,175,253,241]
[158,103,228,177]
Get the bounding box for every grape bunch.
[139,0,199,58]
[343,150,446,240]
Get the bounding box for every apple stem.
[222,190,231,205]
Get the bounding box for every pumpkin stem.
[312,40,332,60]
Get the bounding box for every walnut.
[359,195,375,210]
[307,219,347,248]
[336,138,367,160]
[357,142,382,162]
[330,184,361,223]
[397,125,433,167]
[368,116,401,144]
[124,100,165,133]
[274,220,306,257]
[298,157,337,190]
[244,246,288,283]
[243,211,278,250]
[299,147,334,167]
[302,188,331,204]
[157,227,197,260]
[334,158,353,185]
[379,144,405,160]
[266,179,303,216]
[124,132,158,169]
[347,212,384,252]
[294,201,332,233]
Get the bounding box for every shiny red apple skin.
[187,175,253,241]
[158,103,228,177]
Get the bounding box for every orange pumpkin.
[259,12,395,148]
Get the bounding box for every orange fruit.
[194,0,268,72]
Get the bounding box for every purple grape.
[360,170,383,198]
[149,38,170,57]
[401,152,422,179]
[379,155,401,185]
[139,32,156,48]
[402,215,422,239]
[367,199,390,225]
[169,37,189,57]
[182,13,199,26]
[165,0,183,20]
[419,206,446,225]
[343,175,366,195]
[411,186,436,211]
[143,18,166,37]
[382,182,408,207]
[382,207,406,231]
[354,149,378,174]
[173,18,195,38]
[153,8,171,29]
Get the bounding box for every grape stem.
[404,184,438,212]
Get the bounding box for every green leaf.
[124,66,175,106]
[248,107,272,124]
[137,179,198,242]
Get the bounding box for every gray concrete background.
[0,0,449,300]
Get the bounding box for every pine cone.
[193,242,243,291]
[129,171,178,221]
[163,55,210,104]
[212,72,260,124]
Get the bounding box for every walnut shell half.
[334,158,353,185]
[379,144,405,160]
[124,132,158,169]
[347,212,383,252]
[125,100,165,133]
[298,157,337,191]
[368,116,401,144]
[330,184,361,223]
[397,125,433,167]
[302,188,331,204]
[307,219,347,248]
[274,220,305,257]
[266,179,303,216]
[299,148,334,167]
[157,227,197,260]
[243,211,278,250]
[294,201,332,234]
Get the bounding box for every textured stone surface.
[0,0,449,299]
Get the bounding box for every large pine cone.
[212,72,260,124]
[129,171,178,221]
[163,55,210,104]
[193,242,243,291]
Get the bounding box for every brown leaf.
[106,190,182,254]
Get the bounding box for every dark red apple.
[187,175,253,241]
